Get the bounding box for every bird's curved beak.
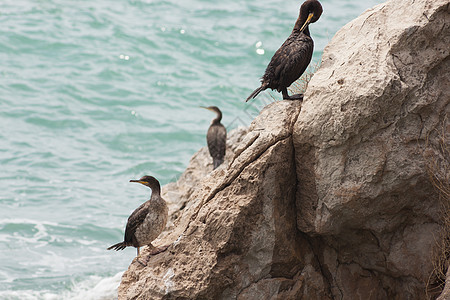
[299,12,314,32]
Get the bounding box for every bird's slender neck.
[298,26,310,37]
[212,110,222,125]
[149,182,161,199]
[293,21,311,37]
[293,8,311,37]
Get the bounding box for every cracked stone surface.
[118,0,449,298]
[118,101,331,299]
[293,0,449,298]
[162,126,249,230]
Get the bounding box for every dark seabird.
[107,175,168,265]
[246,0,323,102]
[201,106,227,169]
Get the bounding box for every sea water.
[0,0,383,298]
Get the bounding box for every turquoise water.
[0,0,383,298]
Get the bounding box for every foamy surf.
[0,272,122,300]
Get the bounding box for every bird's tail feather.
[213,158,224,169]
[245,86,265,102]
[107,241,127,251]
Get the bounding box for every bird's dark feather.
[107,241,127,251]
[124,201,148,247]
[207,124,226,169]
[263,32,313,92]
[246,0,322,101]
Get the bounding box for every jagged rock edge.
[184,133,294,237]
[196,102,302,216]
[229,132,260,167]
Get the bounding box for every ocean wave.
[0,0,384,296]
[0,272,122,300]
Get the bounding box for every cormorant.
[201,106,227,169]
[107,175,168,265]
[246,0,323,102]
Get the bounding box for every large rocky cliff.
[118,0,450,298]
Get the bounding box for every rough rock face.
[294,0,449,297]
[438,268,450,300]
[118,0,449,299]
[119,101,332,299]
[162,126,248,228]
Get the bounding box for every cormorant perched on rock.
[246,0,323,102]
[201,106,227,169]
[107,175,168,265]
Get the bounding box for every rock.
[118,0,450,298]
[119,101,332,299]
[293,0,449,297]
[438,267,450,300]
[162,126,248,228]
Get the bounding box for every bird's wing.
[279,36,314,87]
[207,124,227,159]
[263,34,313,89]
[124,202,148,244]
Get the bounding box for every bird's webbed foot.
[281,88,303,101]
[134,247,147,266]
[138,245,170,265]
[136,258,148,267]
[148,244,170,256]
[135,245,170,266]
[283,93,304,101]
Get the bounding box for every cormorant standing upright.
[107,175,168,265]
[201,106,227,169]
[246,0,323,102]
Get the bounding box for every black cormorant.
[201,106,227,169]
[246,0,323,102]
[107,175,168,265]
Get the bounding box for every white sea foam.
[0,272,122,300]
[0,219,56,248]
[78,239,97,246]
[0,218,60,227]
[0,290,59,300]
[63,272,122,300]
[0,218,77,233]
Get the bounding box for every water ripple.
[0,0,384,296]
